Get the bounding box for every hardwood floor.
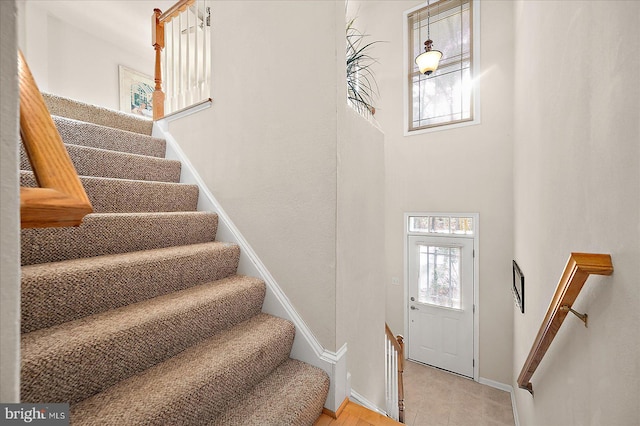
[314,401,402,426]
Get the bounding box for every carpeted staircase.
[19,94,330,425]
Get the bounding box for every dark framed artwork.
[512,260,525,313]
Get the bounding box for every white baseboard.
[478,377,519,426]
[350,390,386,416]
[478,377,512,392]
[511,389,520,426]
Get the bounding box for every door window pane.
[418,245,461,309]
[409,215,474,235]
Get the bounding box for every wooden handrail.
[159,0,195,23]
[385,323,403,354]
[517,253,613,395]
[18,50,93,228]
[385,323,405,423]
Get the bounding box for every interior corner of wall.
[319,342,349,412]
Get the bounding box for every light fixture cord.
[427,0,431,41]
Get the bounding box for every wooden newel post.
[397,334,405,424]
[152,8,165,120]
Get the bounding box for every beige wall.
[337,107,386,407]
[168,0,340,351]
[512,1,640,424]
[0,0,21,403]
[353,0,515,385]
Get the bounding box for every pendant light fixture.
[415,0,442,76]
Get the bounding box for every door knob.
[410,305,418,310]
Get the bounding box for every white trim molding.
[403,212,480,382]
[152,121,347,412]
[160,99,212,123]
[478,378,520,426]
[351,389,387,416]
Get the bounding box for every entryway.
[402,360,514,425]
[405,214,478,379]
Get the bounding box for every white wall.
[0,0,21,403]
[512,1,640,425]
[168,0,340,351]
[352,0,515,385]
[337,107,386,408]
[19,0,166,110]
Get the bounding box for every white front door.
[408,236,474,377]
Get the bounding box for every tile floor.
[403,360,515,426]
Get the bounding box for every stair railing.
[152,0,212,120]
[517,253,613,395]
[385,323,405,423]
[18,50,93,228]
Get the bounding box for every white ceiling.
[31,0,177,56]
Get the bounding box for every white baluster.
[204,0,210,99]
[165,20,171,114]
[194,0,199,102]
[186,6,191,105]
[178,11,183,109]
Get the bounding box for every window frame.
[403,0,481,135]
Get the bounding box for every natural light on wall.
[407,0,476,131]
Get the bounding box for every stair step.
[21,143,182,183]
[69,314,295,425]
[21,275,266,405]
[21,212,218,266]
[43,93,153,135]
[53,116,166,157]
[20,171,199,213]
[21,242,241,333]
[214,359,330,425]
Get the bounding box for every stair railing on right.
[517,253,613,395]
[152,0,212,120]
[385,323,405,423]
[18,50,93,228]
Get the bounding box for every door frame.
[403,212,479,381]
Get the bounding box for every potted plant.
[346,18,380,116]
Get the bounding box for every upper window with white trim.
[408,215,475,236]
[407,0,476,132]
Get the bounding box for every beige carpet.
[20,96,329,425]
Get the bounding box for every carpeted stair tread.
[21,143,182,183]
[21,212,218,266]
[20,171,199,213]
[43,93,153,135]
[52,115,166,157]
[69,314,295,425]
[21,242,241,333]
[213,359,330,426]
[22,275,266,405]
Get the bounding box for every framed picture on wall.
[512,260,525,313]
[118,65,154,117]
